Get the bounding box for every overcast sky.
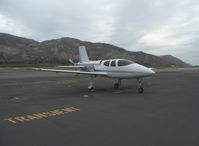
[0,0,199,65]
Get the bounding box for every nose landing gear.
[137,79,144,93]
[88,86,94,91]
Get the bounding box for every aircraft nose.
[147,68,155,75]
[131,63,156,77]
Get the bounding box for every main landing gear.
[114,79,121,89]
[88,76,94,91]
[88,77,144,93]
[137,79,144,93]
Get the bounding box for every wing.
[32,68,108,76]
[56,66,85,68]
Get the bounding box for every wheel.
[88,87,94,91]
[114,83,119,89]
[138,87,144,93]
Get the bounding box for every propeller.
[69,59,75,65]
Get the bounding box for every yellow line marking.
[3,107,80,124]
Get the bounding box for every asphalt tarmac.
[0,67,199,146]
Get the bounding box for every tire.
[138,87,144,93]
[88,87,94,91]
[114,83,119,89]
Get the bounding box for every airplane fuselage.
[77,59,155,79]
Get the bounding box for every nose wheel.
[137,79,144,93]
[88,86,94,91]
[138,86,144,93]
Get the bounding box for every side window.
[104,61,110,66]
[118,60,124,66]
[111,60,116,67]
[118,60,133,66]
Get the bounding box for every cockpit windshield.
[118,60,134,66]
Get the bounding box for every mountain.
[0,33,189,66]
[159,55,188,66]
[0,33,38,46]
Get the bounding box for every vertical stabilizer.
[79,46,89,63]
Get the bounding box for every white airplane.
[33,46,155,93]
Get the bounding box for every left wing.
[32,68,108,76]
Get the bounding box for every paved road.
[0,68,199,146]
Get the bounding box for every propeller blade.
[69,59,75,64]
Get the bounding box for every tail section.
[79,46,89,63]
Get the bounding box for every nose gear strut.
[137,79,144,93]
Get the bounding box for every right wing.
[32,68,108,76]
[56,66,85,68]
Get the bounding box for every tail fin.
[79,46,89,63]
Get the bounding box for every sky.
[0,0,199,65]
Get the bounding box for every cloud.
[109,0,199,64]
[0,0,199,64]
[0,13,34,38]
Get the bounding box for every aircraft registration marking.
[3,107,80,124]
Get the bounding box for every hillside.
[159,55,188,66]
[0,33,189,66]
[0,33,38,46]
